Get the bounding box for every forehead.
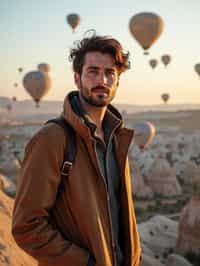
[83,52,116,69]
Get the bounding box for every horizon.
[1,95,200,108]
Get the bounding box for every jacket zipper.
[104,127,121,266]
[93,142,117,266]
[93,122,120,266]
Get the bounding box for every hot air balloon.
[161,54,171,67]
[18,67,23,73]
[149,59,158,69]
[129,12,164,55]
[23,71,51,107]
[133,121,156,150]
[66,13,80,32]
[38,63,51,73]
[161,93,170,103]
[12,96,17,102]
[194,63,200,77]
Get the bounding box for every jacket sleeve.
[12,124,89,266]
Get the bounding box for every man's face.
[74,51,119,107]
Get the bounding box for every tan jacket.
[12,93,141,266]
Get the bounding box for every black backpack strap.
[45,116,76,176]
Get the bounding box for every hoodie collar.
[62,91,123,140]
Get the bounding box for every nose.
[96,71,107,86]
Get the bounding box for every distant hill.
[0,97,200,125]
[0,96,11,104]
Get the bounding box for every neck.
[79,93,107,130]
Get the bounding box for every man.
[12,32,141,266]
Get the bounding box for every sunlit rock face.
[129,153,154,199]
[166,253,192,266]
[0,174,16,198]
[139,215,178,263]
[0,190,36,266]
[145,157,182,197]
[176,160,200,186]
[0,139,21,183]
[176,195,200,256]
[140,253,165,266]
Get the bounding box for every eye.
[88,69,98,76]
[89,69,97,73]
[106,69,116,77]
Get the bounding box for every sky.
[1,0,200,105]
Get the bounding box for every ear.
[74,72,81,89]
[116,76,120,87]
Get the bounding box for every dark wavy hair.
[69,30,130,75]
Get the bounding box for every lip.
[92,89,108,94]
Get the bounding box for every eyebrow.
[86,66,116,72]
[87,66,99,70]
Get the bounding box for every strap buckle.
[61,161,72,176]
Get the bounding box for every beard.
[79,81,116,107]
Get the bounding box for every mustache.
[91,86,109,93]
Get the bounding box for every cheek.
[110,75,119,86]
[81,75,92,87]
[111,78,119,90]
[109,86,118,99]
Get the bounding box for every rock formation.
[0,189,36,265]
[146,157,182,197]
[176,195,200,257]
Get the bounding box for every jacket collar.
[62,91,124,140]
